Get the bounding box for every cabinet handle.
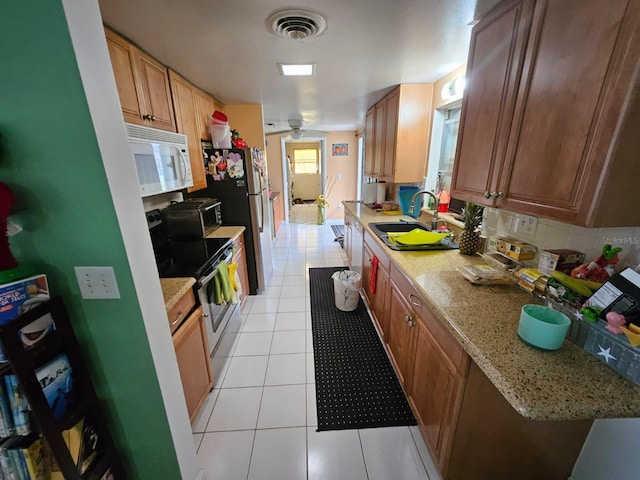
[142,113,151,120]
[484,192,492,199]
[404,315,412,323]
[408,320,416,328]
[169,310,183,326]
[150,115,156,121]
[492,191,503,198]
[409,294,422,308]
[201,312,209,318]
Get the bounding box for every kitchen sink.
[368,222,459,251]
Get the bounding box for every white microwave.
[125,123,194,197]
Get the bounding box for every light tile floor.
[193,221,442,480]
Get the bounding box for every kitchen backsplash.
[142,192,183,212]
[482,207,640,270]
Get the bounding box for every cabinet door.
[497,0,631,221]
[410,319,465,471]
[173,306,213,422]
[134,46,176,132]
[362,242,389,338]
[382,90,399,180]
[104,28,146,126]
[169,70,206,192]
[373,102,386,176]
[194,88,214,142]
[387,283,416,390]
[364,108,375,176]
[451,0,534,205]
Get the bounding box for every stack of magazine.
[0,353,102,479]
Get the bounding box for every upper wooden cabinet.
[451,0,640,227]
[168,70,220,192]
[105,28,176,132]
[168,70,203,191]
[193,88,216,143]
[364,84,433,183]
[364,109,375,176]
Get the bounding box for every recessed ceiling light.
[279,64,315,76]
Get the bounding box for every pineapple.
[459,202,483,255]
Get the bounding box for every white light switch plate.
[74,266,121,299]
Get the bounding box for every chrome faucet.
[409,190,440,231]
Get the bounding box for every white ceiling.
[98,0,501,133]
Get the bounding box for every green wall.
[0,2,181,478]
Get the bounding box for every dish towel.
[370,255,379,294]
[216,261,232,304]
[228,263,243,304]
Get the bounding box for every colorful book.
[3,377,29,436]
[35,354,73,420]
[0,439,18,480]
[61,417,100,475]
[0,380,15,438]
[21,438,49,480]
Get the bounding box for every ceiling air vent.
[266,8,327,40]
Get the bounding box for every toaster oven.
[162,198,222,238]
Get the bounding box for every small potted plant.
[459,201,483,255]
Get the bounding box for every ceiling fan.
[265,119,327,139]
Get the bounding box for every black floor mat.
[331,225,345,248]
[309,267,416,431]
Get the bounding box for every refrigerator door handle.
[248,193,264,232]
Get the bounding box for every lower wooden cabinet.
[409,315,467,472]
[382,263,591,480]
[362,233,390,338]
[387,283,417,388]
[446,363,592,480]
[272,193,284,237]
[173,305,213,423]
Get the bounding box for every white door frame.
[280,136,326,223]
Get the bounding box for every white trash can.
[332,270,361,312]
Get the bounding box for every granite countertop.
[206,225,245,241]
[159,277,196,311]
[343,201,640,421]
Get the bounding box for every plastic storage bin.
[332,270,361,312]
[209,124,232,148]
[582,319,640,385]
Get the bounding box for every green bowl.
[517,304,571,351]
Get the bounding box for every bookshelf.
[0,296,125,479]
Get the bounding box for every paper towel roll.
[376,184,386,203]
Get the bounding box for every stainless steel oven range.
[146,208,241,358]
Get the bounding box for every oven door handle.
[202,202,220,212]
[197,252,234,287]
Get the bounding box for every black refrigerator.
[186,143,273,294]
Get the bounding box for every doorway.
[281,137,326,224]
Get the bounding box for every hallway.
[288,203,324,225]
[191,222,441,479]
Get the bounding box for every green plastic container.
[517,304,571,351]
